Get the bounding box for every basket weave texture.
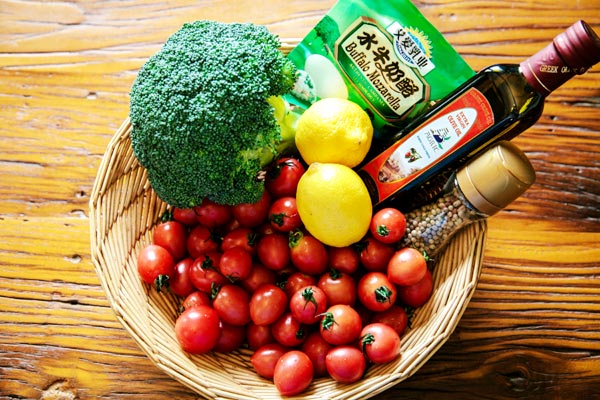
[89,42,487,400]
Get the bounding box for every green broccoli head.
[129,21,297,207]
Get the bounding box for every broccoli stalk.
[129,21,298,207]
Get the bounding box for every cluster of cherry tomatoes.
[136,157,434,396]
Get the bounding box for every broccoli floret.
[129,20,298,207]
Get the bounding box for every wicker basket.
[89,41,487,400]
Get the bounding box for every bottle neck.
[519,42,578,97]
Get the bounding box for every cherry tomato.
[249,283,288,326]
[327,246,360,275]
[137,244,175,291]
[246,322,275,350]
[387,247,427,286]
[289,231,328,275]
[214,321,245,353]
[251,343,288,379]
[273,350,313,396]
[219,247,253,282]
[174,304,220,354]
[169,258,196,297]
[283,272,317,298]
[301,331,333,378]
[172,207,198,226]
[189,253,228,293]
[325,346,366,383]
[193,198,232,228]
[369,207,406,244]
[320,304,362,346]
[232,190,271,228]
[289,285,328,325]
[271,312,307,348]
[153,220,188,261]
[370,305,408,336]
[221,227,258,255]
[187,225,219,259]
[397,269,433,308]
[357,272,397,312]
[212,284,251,326]
[256,233,290,271]
[358,236,395,272]
[265,157,305,199]
[181,290,211,311]
[360,322,401,364]
[318,269,356,306]
[241,263,277,293]
[268,197,302,232]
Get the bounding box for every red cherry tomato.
[325,346,366,383]
[327,246,360,275]
[358,236,395,272]
[221,227,258,255]
[153,220,188,261]
[181,291,211,311]
[212,284,251,326]
[289,285,328,325]
[283,272,317,298]
[249,283,288,326]
[174,305,220,354]
[214,321,245,353]
[397,269,433,308]
[289,232,328,275]
[241,263,277,293]
[271,312,307,348]
[301,331,333,378]
[273,350,314,396]
[169,257,196,297]
[360,322,402,364]
[268,196,302,232]
[193,198,232,228]
[319,304,362,346]
[357,272,397,312]
[246,322,275,350]
[265,157,306,199]
[186,225,219,259]
[172,207,198,226]
[256,233,290,271]
[219,247,253,282]
[387,247,427,286]
[370,305,409,336]
[189,253,227,293]
[232,190,271,228]
[369,207,406,244]
[317,269,357,306]
[137,244,175,291]
[251,343,288,379]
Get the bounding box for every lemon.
[297,163,373,247]
[295,98,373,168]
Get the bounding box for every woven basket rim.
[89,39,488,400]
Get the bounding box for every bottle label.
[360,87,495,204]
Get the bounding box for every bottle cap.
[520,20,600,96]
[456,141,536,216]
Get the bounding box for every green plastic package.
[285,0,474,140]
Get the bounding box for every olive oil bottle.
[358,20,600,210]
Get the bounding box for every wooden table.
[2,0,599,398]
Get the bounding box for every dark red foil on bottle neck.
[520,20,600,97]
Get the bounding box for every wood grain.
[1,0,599,399]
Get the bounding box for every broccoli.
[129,20,298,207]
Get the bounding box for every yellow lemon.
[297,163,373,247]
[295,98,373,168]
